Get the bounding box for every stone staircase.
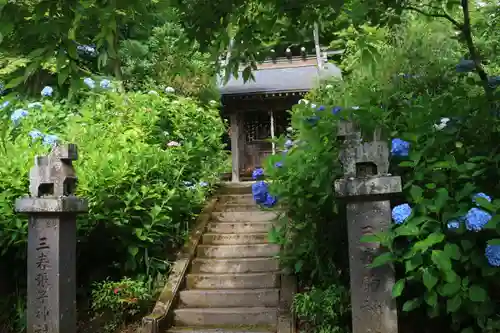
[166,184,288,333]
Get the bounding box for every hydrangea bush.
[263,19,500,333]
[0,82,226,329]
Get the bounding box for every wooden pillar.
[230,112,240,182]
[238,113,246,172]
[270,110,276,155]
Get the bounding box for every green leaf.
[410,185,424,203]
[423,269,439,290]
[487,239,500,246]
[444,243,461,260]
[433,188,449,212]
[461,240,474,251]
[431,250,453,272]
[468,285,487,302]
[395,223,420,236]
[392,279,405,297]
[413,233,445,252]
[447,294,462,313]
[405,253,423,272]
[5,76,24,88]
[440,281,461,296]
[402,298,422,312]
[58,67,70,86]
[425,291,438,307]
[128,246,139,257]
[360,234,379,243]
[461,328,474,333]
[294,260,304,273]
[368,252,395,268]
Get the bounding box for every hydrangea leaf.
[446,294,462,313]
[423,269,439,290]
[439,280,461,297]
[413,233,445,252]
[402,297,422,312]
[367,252,395,268]
[392,279,405,297]
[468,285,488,302]
[431,250,453,272]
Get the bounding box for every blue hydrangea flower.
[83,77,95,89]
[29,130,43,141]
[148,90,159,95]
[165,86,175,93]
[447,220,461,230]
[284,139,293,149]
[391,138,410,157]
[317,105,325,111]
[282,149,288,154]
[262,193,278,208]
[472,192,492,206]
[332,106,342,115]
[28,102,42,109]
[392,203,412,224]
[41,86,53,97]
[199,181,208,187]
[42,134,59,146]
[274,161,283,168]
[252,168,265,180]
[11,109,28,124]
[465,208,492,232]
[305,115,320,126]
[100,79,111,89]
[252,181,268,203]
[183,181,193,186]
[485,245,500,267]
[0,100,10,109]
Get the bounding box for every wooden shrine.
[218,46,342,182]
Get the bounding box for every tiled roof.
[218,63,342,95]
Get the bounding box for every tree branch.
[403,6,463,29]
[460,0,493,99]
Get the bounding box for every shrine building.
[218,47,342,182]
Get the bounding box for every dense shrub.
[0,80,227,331]
[265,17,500,333]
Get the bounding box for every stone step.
[173,307,278,327]
[214,204,261,212]
[217,194,255,205]
[191,258,280,274]
[218,183,253,195]
[186,273,279,289]
[202,233,269,245]
[197,244,280,258]
[167,328,274,333]
[211,211,279,222]
[206,222,274,234]
[179,289,280,308]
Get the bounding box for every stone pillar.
[230,112,240,182]
[334,123,401,333]
[16,144,88,333]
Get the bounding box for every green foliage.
[264,9,500,333]
[91,277,151,333]
[119,9,219,102]
[292,285,351,333]
[0,86,226,329]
